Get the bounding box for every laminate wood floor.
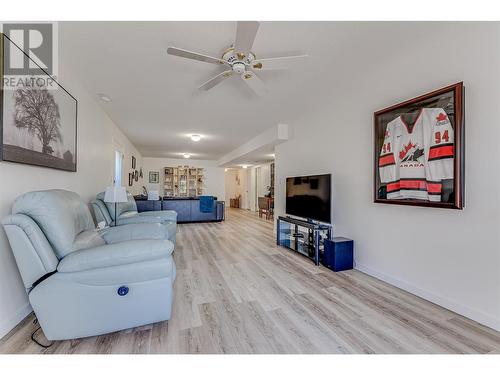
[1,208,499,354]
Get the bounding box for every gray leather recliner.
[91,192,177,244]
[1,190,176,340]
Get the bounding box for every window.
[114,150,123,186]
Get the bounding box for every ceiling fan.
[167,21,307,96]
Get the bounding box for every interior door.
[255,166,260,211]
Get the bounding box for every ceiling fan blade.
[240,71,268,96]
[251,55,308,70]
[167,47,227,66]
[199,70,234,91]
[234,21,260,58]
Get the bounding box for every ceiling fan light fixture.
[190,134,202,142]
[166,21,308,96]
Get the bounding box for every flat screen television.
[286,174,331,223]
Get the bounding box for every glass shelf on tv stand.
[276,216,332,266]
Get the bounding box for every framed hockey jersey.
[374,82,464,209]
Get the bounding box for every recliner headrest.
[12,189,95,258]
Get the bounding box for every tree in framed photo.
[14,87,62,155]
[1,34,77,172]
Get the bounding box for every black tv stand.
[276,216,332,265]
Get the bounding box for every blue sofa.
[134,196,225,223]
[2,190,176,340]
[161,197,224,223]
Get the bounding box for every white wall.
[142,157,225,201]
[257,163,272,197]
[275,23,500,331]
[0,64,142,338]
[225,168,252,209]
[225,169,244,206]
[248,167,257,211]
[113,138,144,196]
[244,163,272,212]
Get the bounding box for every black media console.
[276,216,332,266]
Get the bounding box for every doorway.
[112,139,124,186]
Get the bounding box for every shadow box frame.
[373,82,465,209]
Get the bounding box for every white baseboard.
[0,303,33,339]
[355,262,500,332]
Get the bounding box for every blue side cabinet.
[322,237,353,272]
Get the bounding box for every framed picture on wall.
[374,82,464,209]
[134,170,139,182]
[128,172,134,187]
[132,156,136,169]
[1,34,78,172]
[149,171,159,184]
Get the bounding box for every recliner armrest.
[99,223,166,243]
[117,214,164,225]
[139,210,177,222]
[58,239,174,273]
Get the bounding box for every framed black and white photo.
[0,34,77,172]
[128,172,134,187]
[374,82,464,209]
[134,170,139,182]
[132,156,136,169]
[149,171,159,184]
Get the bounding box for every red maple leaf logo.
[436,112,447,122]
[399,141,416,160]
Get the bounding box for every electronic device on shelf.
[276,215,332,266]
[285,173,331,224]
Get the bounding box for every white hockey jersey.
[379,108,454,202]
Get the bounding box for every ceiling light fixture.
[183,153,191,159]
[242,165,248,169]
[98,93,112,102]
[190,134,202,142]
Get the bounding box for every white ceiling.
[228,144,275,167]
[58,22,419,160]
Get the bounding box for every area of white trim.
[217,123,289,167]
[0,302,33,339]
[355,262,500,332]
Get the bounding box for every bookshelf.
[164,165,204,197]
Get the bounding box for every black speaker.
[322,237,353,272]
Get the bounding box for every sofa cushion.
[164,221,177,242]
[91,199,113,226]
[139,210,177,222]
[72,230,106,252]
[58,239,174,273]
[97,191,138,221]
[12,190,95,259]
[99,223,167,243]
